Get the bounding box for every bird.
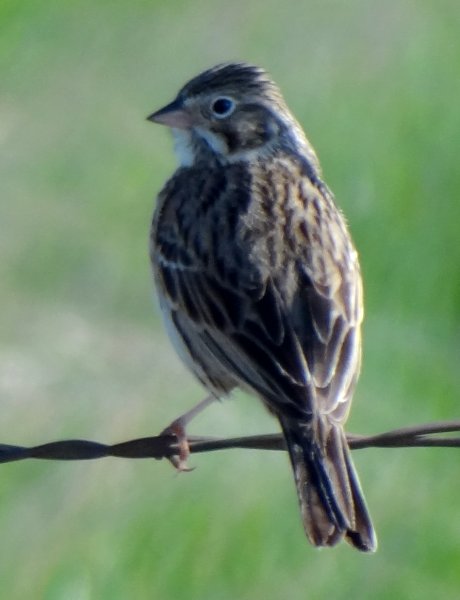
[147,62,376,552]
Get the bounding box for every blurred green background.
[1,0,460,598]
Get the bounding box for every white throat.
[171,128,195,166]
[172,126,229,167]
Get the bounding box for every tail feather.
[280,417,376,552]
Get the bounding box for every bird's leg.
[161,395,216,471]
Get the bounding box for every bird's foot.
[161,418,194,472]
[160,396,216,471]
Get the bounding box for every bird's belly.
[159,302,236,398]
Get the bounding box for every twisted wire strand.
[1,420,460,464]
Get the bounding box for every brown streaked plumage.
[148,62,376,552]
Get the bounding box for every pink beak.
[147,99,193,129]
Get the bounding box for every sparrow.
[147,62,376,552]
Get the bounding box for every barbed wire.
[1,419,460,464]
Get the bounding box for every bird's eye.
[210,97,235,118]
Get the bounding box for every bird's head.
[148,63,313,166]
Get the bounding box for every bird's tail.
[280,416,376,552]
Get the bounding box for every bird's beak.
[147,99,193,129]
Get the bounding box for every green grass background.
[1,0,460,598]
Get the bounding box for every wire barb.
[1,420,460,464]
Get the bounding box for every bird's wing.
[289,174,363,422]
[152,162,362,422]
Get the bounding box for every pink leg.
[161,395,216,471]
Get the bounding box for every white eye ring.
[210,96,236,118]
